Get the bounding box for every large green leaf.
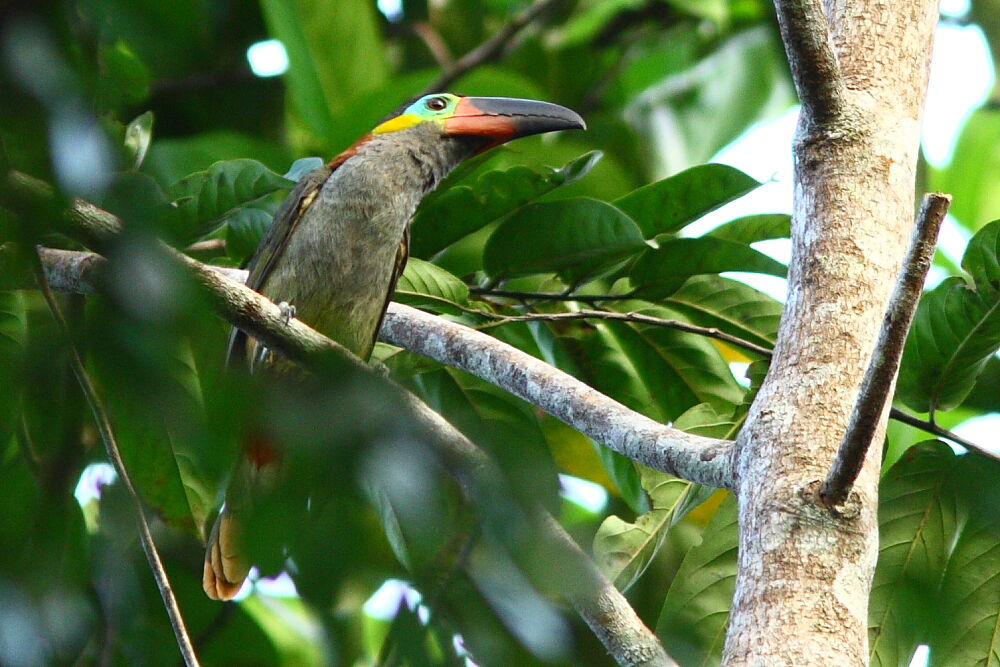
[603,308,745,420]
[169,159,293,241]
[90,336,214,534]
[483,197,646,283]
[896,277,1000,413]
[659,275,783,351]
[657,493,738,666]
[594,468,713,591]
[929,453,1000,666]
[961,219,1000,295]
[261,0,387,148]
[870,442,961,667]
[411,152,602,258]
[593,401,731,592]
[394,258,470,314]
[707,214,791,244]
[629,237,787,299]
[612,164,762,238]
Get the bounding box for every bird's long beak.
[444,96,586,140]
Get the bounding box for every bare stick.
[471,286,635,302]
[28,248,200,667]
[420,0,562,94]
[821,193,951,507]
[887,407,1000,463]
[771,0,845,124]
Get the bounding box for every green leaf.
[613,164,762,238]
[169,159,293,241]
[395,258,470,314]
[0,291,26,445]
[896,277,1000,413]
[411,151,603,258]
[483,197,645,282]
[594,467,713,591]
[225,207,274,263]
[657,492,738,666]
[659,275,782,351]
[124,111,153,170]
[930,109,1000,231]
[707,214,791,244]
[929,453,1000,666]
[629,237,787,299]
[960,219,1000,296]
[97,40,150,108]
[870,442,961,667]
[260,0,388,146]
[603,309,746,421]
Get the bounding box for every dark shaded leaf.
[870,442,961,667]
[412,151,602,258]
[169,159,293,241]
[707,213,790,244]
[896,277,1000,413]
[483,197,645,282]
[657,493,738,666]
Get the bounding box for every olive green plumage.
[204,93,584,600]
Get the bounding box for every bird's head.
[371,92,585,151]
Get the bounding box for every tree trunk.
[724,1,941,664]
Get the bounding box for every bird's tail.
[203,435,281,600]
[203,508,249,600]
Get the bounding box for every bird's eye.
[426,96,448,111]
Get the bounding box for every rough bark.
[723,1,940,664]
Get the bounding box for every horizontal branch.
[381,304,734,488]
[9,246,994,467]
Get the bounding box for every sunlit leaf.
[613,164,762,238]
[629,237,787,299]
[395,257,470,314]
[123,111,153,170]
[870,442,961,667]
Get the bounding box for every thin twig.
[471,308,773,357]
[470,286,635,302]
[771,0,845,124]
[888,408,1000,463]
[821,193,951,507]
[28,247,200,667]
[412,22,454,69]
[420,0,563,94]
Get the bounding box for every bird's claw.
[278,301,296,325]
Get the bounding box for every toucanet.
[203,93,585,600]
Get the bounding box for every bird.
[203,93,585,600]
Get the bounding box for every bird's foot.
[370,361,392,378]
[277,301,296,325]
